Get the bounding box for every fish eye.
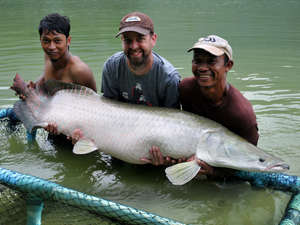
[259,156,266,162]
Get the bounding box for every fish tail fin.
[13,101,47,132]
[10,73,47,100]
[11,74,48,132]
[165,159,201,185]
[10,73,29,97]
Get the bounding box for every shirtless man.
[18,13,97,142]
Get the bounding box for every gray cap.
[187,35,233,60]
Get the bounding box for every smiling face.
[121,31,156,70]
[40,30,71,62]
[192,49,233,88]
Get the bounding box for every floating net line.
[1,107,300,225]
[0,182,121,225]
[0,167,185,225]
[234,171,300,225]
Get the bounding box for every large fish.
[11,74,289,185]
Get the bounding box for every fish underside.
[11,74,289,185]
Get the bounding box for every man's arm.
[186,156,237,178]
[141,146,187,166]
[34,72,46,85]
[141,146,180,166]
[141,148,236,178]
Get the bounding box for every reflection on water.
[0,0,300,224]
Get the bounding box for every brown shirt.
[179,77,259,178]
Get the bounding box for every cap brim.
[187,44,224,57]
[116,26,150,37]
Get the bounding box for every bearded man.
[101,12,181,109]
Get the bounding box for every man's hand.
[44,122,59,134]
[141,146,187,166]
[67,128,83,145]
[187,155,213,176]
[197,159,214,176]
[16,81,36,101]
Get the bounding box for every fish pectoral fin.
[31,123,48,132]
[165,159,201,185]
[73,139,98,154]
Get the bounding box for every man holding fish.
[101,12,182,163]
[179,35,259,178]
[144,35,260,179]
[16,13,97,145]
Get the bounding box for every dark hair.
[38,13,70,38]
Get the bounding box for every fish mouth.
[260,162,290,172]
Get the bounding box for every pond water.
[0,0,300,224]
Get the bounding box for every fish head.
[196,130,289,173]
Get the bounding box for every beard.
[126,49,151,70]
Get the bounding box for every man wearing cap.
[100,12,181,166]
[101,12,180,108]
[178,35,259,178]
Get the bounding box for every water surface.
[0,0,299,224]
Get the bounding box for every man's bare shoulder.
[69,55,93,79]
[69,54,97,92]
[69,55,90,70]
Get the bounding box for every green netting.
[0,183,119,225]
[234,171,300,225]
[0,169,184,225]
